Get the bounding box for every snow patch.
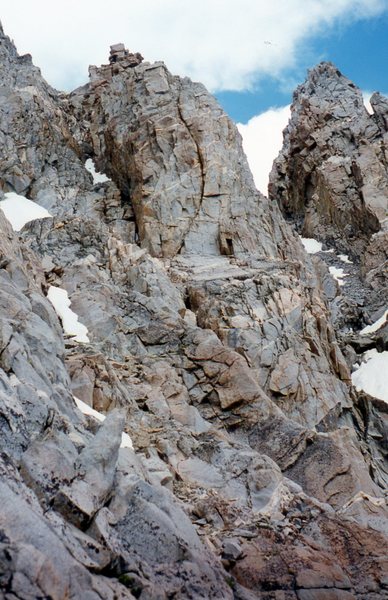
[74,396,133,449]
[338,254,353,264]
[329,266,347,286]
[74,396,104,422]
[362,92,373,115]
[360,310,388,335]
[120,432,134,449]
[47,286,90,343]
[85,158,111,184]
[352,349,388,403]
[0,192,52,231]
[298,240,351,286]
[300,237,322,254]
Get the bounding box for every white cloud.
[1,0,387,92]
[237,105,290,194]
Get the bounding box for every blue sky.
[217,13,388,122]
[3,1,387,112]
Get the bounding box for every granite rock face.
[69,55,281,260]
[269,62,388,314]
[0,28,387,599]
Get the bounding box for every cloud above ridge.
[237,88,388,196]
[1,0,387,92]
[237,106,291,195]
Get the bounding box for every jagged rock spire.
[0,19,387,598]
[270,61,387,296]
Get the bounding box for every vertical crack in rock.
[0,30,387,599]
[176,87,206,254]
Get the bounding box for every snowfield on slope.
[85,158,111,183]
[329,266,347,286]
[338,254,353,264]
[360,309,388,335]
[300,237,349,286]
[74,396,133,449]
[300,237,323,253]
[352,349,388,403]
[0,192,52,230]
[47,286,90,343]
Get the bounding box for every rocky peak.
[371,91,388,133]
[0,21,18,62]
[109,42,143,66]
[88,43,143,84]
[294,61,365,106]
[0,26,387,600]
[76,49,285,259]
[0,21,49,91]
[285,62,372,150]
[270,63,388,316]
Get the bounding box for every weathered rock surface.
[69,53,282,260]
[268,59,388,484]
[269,62,388,317]
[0,27,387,599]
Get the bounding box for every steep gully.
[0,29,387,599]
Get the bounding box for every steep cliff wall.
[269,62,388,314]
[0,27,387,599]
